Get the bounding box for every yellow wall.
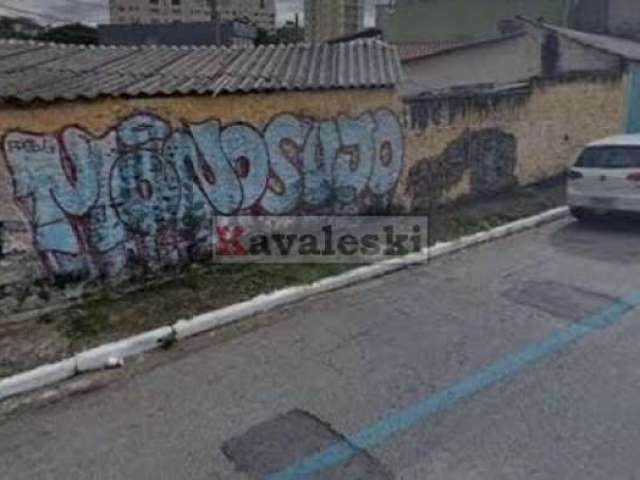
[0,89,397,135]
[0,88,399,224]
[0,77,629,316]
[399,75,627,211]
[0,87,404,316]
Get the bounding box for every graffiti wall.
[0,78,628,318]
[2,110,404,282]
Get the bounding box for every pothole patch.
[221,409,393,479]
[503,280,616,322]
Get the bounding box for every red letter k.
[216,226,248,256]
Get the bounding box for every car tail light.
[567,170,583,180]
[626,172,640,182]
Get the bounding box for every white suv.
[567,134,640,221]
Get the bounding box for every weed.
[159,330,178,350]
[59,295,114,342]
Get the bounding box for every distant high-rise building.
[375,3,394,30]
[109,0,212,25]
[304,0,365,42]
[217,0,276,33]
[98,20,256,46]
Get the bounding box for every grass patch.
[58,295,114,343]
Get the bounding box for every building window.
[172,0,181,5]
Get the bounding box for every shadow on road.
[550,215,640,265]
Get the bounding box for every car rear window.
[576,146,640,168]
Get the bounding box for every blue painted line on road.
[268,293,640,480]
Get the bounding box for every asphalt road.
[2,216,640,479]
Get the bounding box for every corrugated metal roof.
[521,17,640,62]
[396,40,470,61]
[0,39,402,104]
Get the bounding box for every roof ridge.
[518,16,640,62]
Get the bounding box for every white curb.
[75,327,174,373]
[0,359,77,400]
[0,206,569,402]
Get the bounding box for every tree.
[255,27,277,45]
[37,23,98,45]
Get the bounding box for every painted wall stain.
[3,109,405,281]
[406,128,518,210]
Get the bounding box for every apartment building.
[304,0,365,42]
[109,0,212,24]
[216,0,276,33]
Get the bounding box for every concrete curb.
[0,359,77,400]
[0,206,569,402]
[75,327,175,373]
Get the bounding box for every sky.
[0,0,379,27]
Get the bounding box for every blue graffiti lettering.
[2,109,405,280]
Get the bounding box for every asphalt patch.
[221,409,393,479]
[503,280,616,322]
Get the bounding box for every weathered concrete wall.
[0,89,405,316]
[400,30,621,96]
[401,35,541,96]
[401,74,628,211]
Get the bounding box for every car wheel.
[570,207,594,222]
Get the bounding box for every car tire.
[570,207,594,222]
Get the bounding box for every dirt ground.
[0,179,566,378]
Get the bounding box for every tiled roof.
[0,39,402,104]
[521,17,640,62]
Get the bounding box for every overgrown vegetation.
[58,295,114,343]
[36,24,98,45]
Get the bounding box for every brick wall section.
[399,75,628,211]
